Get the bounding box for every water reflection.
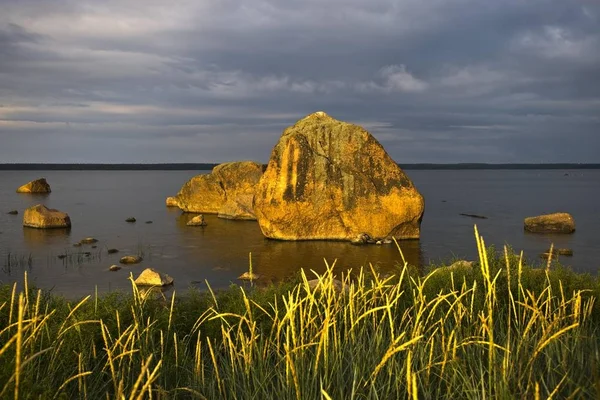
[173,212,422,283]
[23,227,71,248]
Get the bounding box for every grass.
[0,227,599,399]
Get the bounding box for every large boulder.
[17,178,51,193]
[524,213,575,234]
[175,161,263,220]
[254,112,425,240]
[23,204,71,228]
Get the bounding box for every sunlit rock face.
[175,161,263,220]
[17,178,51,193]
[23,204,71,229]
[254,112,425,241]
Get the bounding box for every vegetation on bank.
[1,229,599,399]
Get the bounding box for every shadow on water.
[174,213,423,285]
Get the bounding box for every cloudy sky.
[1,0,599,163]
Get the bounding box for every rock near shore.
[253,112,425,241]
[524,213,575,234]
[23,204,71,229]
[175,161,263,220]
[16,178,51,193]
[134,268,173,286]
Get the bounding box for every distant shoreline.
[0,163,599,171]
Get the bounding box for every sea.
[0,169,598,298]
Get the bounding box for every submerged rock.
[186,215,207,226]
[253,112,424,241]
[175,161,263,220]
[23,204,71,229]
[79,237,98,244]
[16,178,51,193]
[107,248,119,254]
[134,268,173,286]
[524,213,575,234]
[120,255,142,264]
[125,217,136,223]
[7,210,18,215]
[109,265,121,271]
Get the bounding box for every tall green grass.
[0,227,599,399]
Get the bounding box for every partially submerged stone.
[524,213,575,234]
[175,161,263,220]
[187,215,207,226]
[238,271,260,281]
[7,210,18,215]
[107,248,119,254]
[109,265,121,271]
[125,217,136,223]
[134,268,173,286]
[120,255,142,264]
[79,237,98,244]
[254,112,424,241]
[16,178,51,193]
[165,196,179,207]
[23,204,71,229]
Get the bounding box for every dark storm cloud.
[0,0,598,163]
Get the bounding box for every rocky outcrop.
[524,213,575,234]
[23,204,71,229]
[17,178,51,193]
[165,196,179,207]
[253,112,425,241]
[134,268,174,286]
[175,161,263,220]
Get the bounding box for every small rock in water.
[7,210,18,215]
[238,271,260,281]
[107,248,119,254]
[83,252,91,256]
[120,255,142,264]
[91,245,97,249]
[145,220,153,224]
[187,215,207,226]
[126,217,136,223]
[80,237,98,244]
[73,243,82,247]
[57,254,67,259]
[459,213,488,219]
[109,265,121,271]
[382,238,392,244]
[134,268,173,286]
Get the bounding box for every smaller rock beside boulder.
[23,204,71,229]
[165,196,179,207]
[187,215,207,226]
[134,268,173,286]
[351,233,372,245]
[120,255,142,264]
[7,210,18,215]
[524,213,575,234]
[16,178,51,193]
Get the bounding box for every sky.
[0,0,599,164]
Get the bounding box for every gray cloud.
[0,0,598,163]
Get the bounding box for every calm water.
[0,169,598,297]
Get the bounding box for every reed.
[0,228,598,398]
